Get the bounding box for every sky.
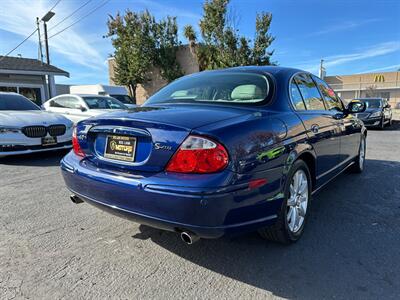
[0,0,399,85]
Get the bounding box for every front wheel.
[379,117,385,130]
[350,135,366,173]
[258,160,311,244]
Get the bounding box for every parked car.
[61,67,367,245]
[69,84,137,108]
[353,98,392,129]
[43,94,128,124]
[0,92,73,157]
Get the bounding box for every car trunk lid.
[76,105,252,173]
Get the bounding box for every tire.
[258,160,312,244]
[350,134,366,173]
[379,117,385,130]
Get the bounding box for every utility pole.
[36,17,43,63]
[40,11,55,99]
[319,59,326,79]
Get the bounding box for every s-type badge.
[154,142,172,151]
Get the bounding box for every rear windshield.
[358,98,382,108]
[0,93,41,110]
[83,96,126,109]
[145,72,270,106]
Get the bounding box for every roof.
[180,66,303,81]
[0,56,69,77]
[226,65,303,75]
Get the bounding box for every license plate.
[42,136,57,146]
[104,135,136,162]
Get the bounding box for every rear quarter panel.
[193,109,312,194]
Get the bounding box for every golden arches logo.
[374,74,385,83]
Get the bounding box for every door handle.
[311,124,319,133]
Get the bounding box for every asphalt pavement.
[1,122,399,299]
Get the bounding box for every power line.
[49,0,62,12]
[48,0,93,33]
[48,0,110,40]
[0,29,38,62]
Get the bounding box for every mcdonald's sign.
[374,74,385,83]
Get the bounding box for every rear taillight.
[166,135,229,174]
[72,127,85,157]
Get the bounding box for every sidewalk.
[393,109,400,121]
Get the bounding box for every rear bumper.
[61,152,284,239]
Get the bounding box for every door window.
[294,74,326,110]
[313,76,344,111]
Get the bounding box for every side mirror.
[347,101,366,114]
[385,104,391,108]
[80,105,87,112]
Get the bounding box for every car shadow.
[0,149,70,166]
[132,158,400,299]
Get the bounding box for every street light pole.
[41,11,55,64]
[40,11,55,99]
[43,22,50,64]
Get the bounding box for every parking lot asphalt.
[1,122,400,300]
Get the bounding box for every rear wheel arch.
[296,152,316,191]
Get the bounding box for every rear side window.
[313,76,344,111]
[294,74,325,110]
[290,81,306,110]
[50,97,81,109]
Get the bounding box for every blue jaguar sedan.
[61,66,367,244]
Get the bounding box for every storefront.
[0,56,69,105]
[325,71,400,108]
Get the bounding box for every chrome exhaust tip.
[180,231,199,245]
[70,194,84,204]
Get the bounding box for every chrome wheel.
[287,169,309,233]
[359,137,365,169]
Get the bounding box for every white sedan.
[43,94,128,123]
[0,92,73,158]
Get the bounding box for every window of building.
[294,74,326,110]
[0,85,43,106]
[0,86,17,93]
[19,87,42,106]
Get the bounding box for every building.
[108,45,198,105]
[0,56,69,105]
[325,71,400,108]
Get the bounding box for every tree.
[184,0,275,70]
[107,10,182,100]
[252,12,275,65]
[106,10,157,100]
[155,16,183,82]
[366,85,378,98]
